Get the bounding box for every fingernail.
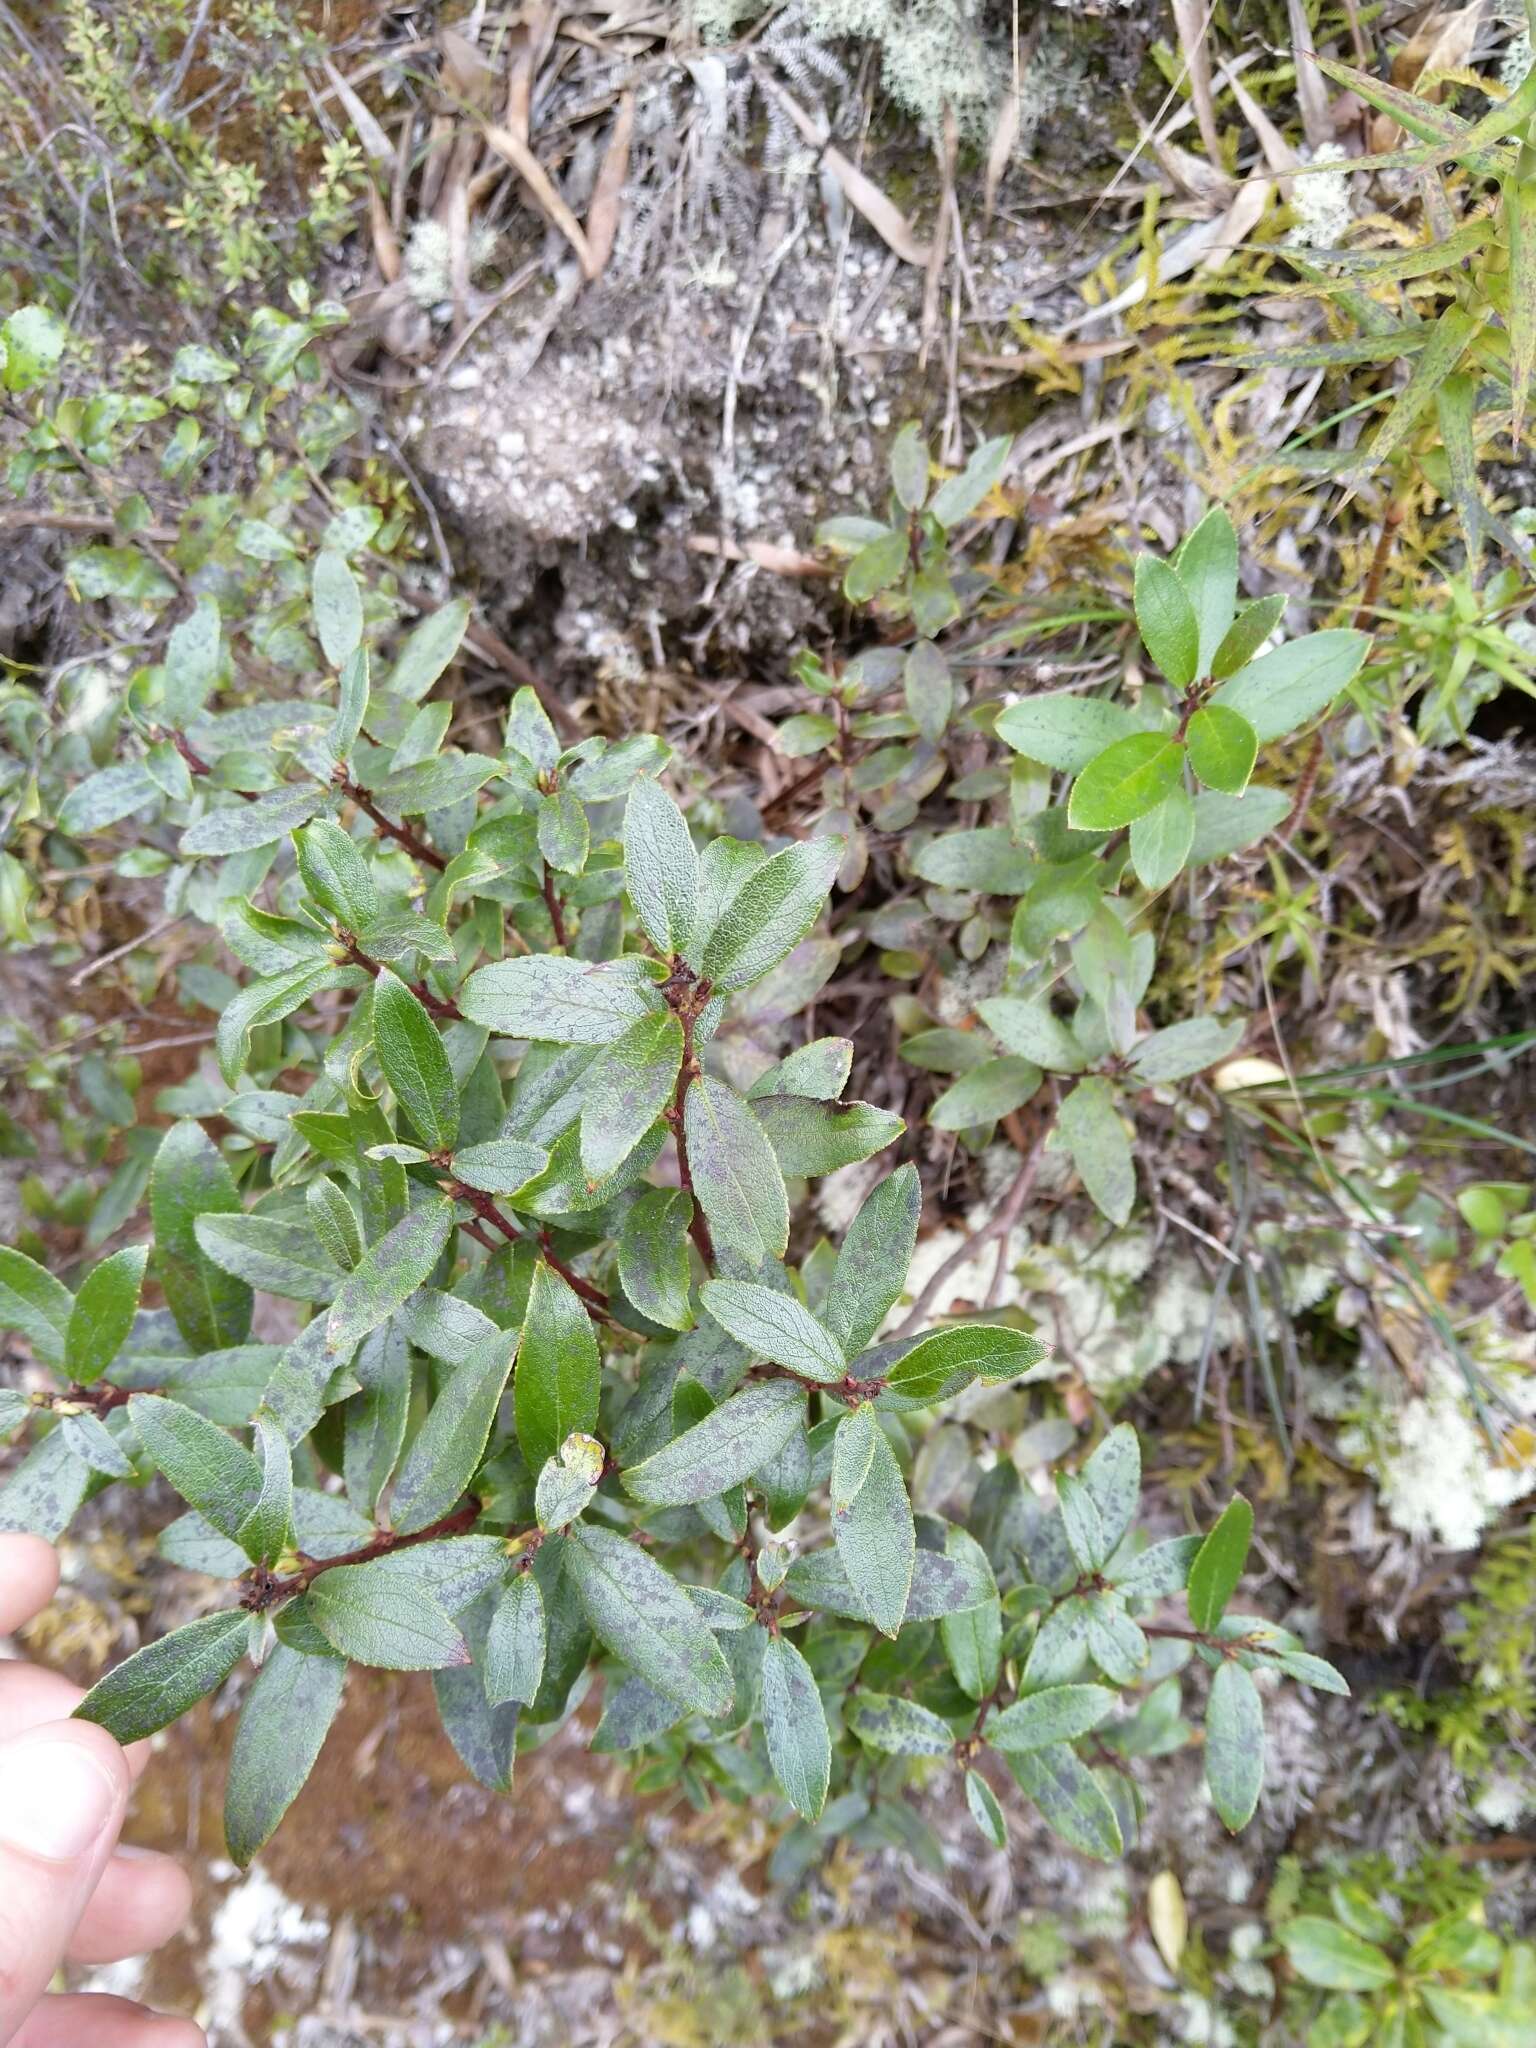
[0,1734,120,1860]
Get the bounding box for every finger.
[13,1995,205,2048]
[0,1665,151,1780]
[0,1536,58,1636]
[0,1721,129,2041]
[65,1844,194,1966]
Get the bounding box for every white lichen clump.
[1286,143,1352,249]
[1344,1361,1536,1551]
[402,219,501,309]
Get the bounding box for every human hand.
[0,1533,204,2048]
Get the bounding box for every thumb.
[0,1722,129,2044]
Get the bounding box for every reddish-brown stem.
[447,1181,613,1320]
[661,968,716,1268]
[40,1381,138,1416]
[339,777,448,871]
[337,936,463,1021]
[540,864,569,948]
[241,1496,484,1611]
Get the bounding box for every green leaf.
[1211,629,1369,742]
[1279,1917,1397,1992]
[699,1278,845,1383]
[1005,1742,1123,1859]
[325,1197,454,1354]
[0,1430,93,1539]
[373,971,459,1152]
[486,1571,547,1705]
[0,1246,75,1368]
[1128,786,1195,891]
[371,753,499,814]
[910,827,1033,894]
[994,696,1137,772]
[747,1037,854,1103]
[1210,593,1284,680]
[57,761,161,837]
[537,788,588,875]
[1188,785,1290,864]
[623,779,698,956]
[194,1215,345,1302]
[844,528,909,603]
[162,595,222,725]
[889,421,930,510]
[68,545,175,603]
[883,1323,1051,1403]
[306,1557,470,1669]
[903,640,953,741]
[238,1415,294,1566]
[307,1179,363,1272]
[1134,554,1200,688]
[977,998,1087,1073]
[343,1324,411,1517]
[565,1524,733,1717]
[1,303,67,391]
[296,818,378,928]
[514,1260,600,1475]
[830,1406,913,1637]
[312,549,363,667]
[965,1768,1007,1848]
[849,1689,955,1756]
[1079,1425,1140,1557]
[75,1610,250,1744]
[504,686,560,773]
[941,1526,1002,1699]
[624,1379,806,1506]
[684,1074,790,1264]
[1130,1016,1244,1083]
[1205,1658,1264,1831]
[819,1164,920,1358]
[389,598,471,701]
[1173,508,1238,675]
[760,1634,831,1821]
[580,1010,683,1181]
[617,1187,696,1332]
[1110,1534,1202,1600]
[332,648,369,759]
[698,838,842,993]
[986,1683,1118,1751]
[1058,1480,1107,1575]
[1068,734,1185,831]
[448,1138,546,1197]
[180,785,327,857]
[749,1097,904,1178]
[129,1394,261,1542]
[224,1642,346,1867]
[460,956,659,1045]
[392,1325,517,1533]
[1187,1494,1253,1631]
[535,1432,604,1532]
[930,1057,1042,1131]
[929,433,1011,527]
[1056,1077,1135,1226]
[1276,1650,1351,1695]
[1186,704,1258,795]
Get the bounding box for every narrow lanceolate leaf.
[1360,302,1476,474]
[224,1643,346,1867]
[624,1378,806,1506]
[1128,786,1195,892]
[373,972,459,1151]
[193,1215,345,1302]
[1507,149,1536,444]
[760,1634,831,1821]
[296,817,377,928]
[849,1690,955,1756]
[485,1572,546,1706]
[617,1187,695,1332]
[180,784,327,857]
[306,1558,470,1669]
[1173,507,1238,676]
[149,1121,251,1352]
[1005,1743,1123,1860]
[882,1323,1051,1403]
[1079,1425,1140,1558]
[64,1245,147,1388]
[565,1524,733,1717]
[537,788,588,875]
[448,1138,546,1197]
[1134,554,1200,688]
[513,1261,599,1476]
[697,837,843,992]
[1057,1077,1135,1227]
[1069,734,1185,831]
[1187,1494,1253,1631]
[75,1610,250,1745]
[391,1325,517,1534]
[312,548,363,667]
[237,1415,294,1566]
[129,1394,261,1542]
[1186,704,1258,796]
[1130,1016,1244,1083]
[459,956,659,1045]
[965,1768,1007,1848]
[432,1591,521,1793]
[0,1247,74,1370]
[699,1279,845,1384]
[819,1163,920,1359]
[978,999,1087,1074]
[684,1074,789,1264]
[1210,593,1285,681]
[325,1196,454,1355]
[1058,1471,1108,1572]
[986,1684,1118,1752]
[1211,628,1370,743]
[307,1179,363,1272]
[623,778,698,955]
[941,1527,1001,1700]
[579,1010,683,1182]
[1205,1659,1264,1831]
[830,1411,914,1638]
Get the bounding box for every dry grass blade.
[367,178,400,283]
[1373,1,1486,149]
[584,89,634,279]
[752,66,931,266]
[1287,0,1332,150]
[1170,0,1222,165]
[483,121,597,276]
[321,55,393,163]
